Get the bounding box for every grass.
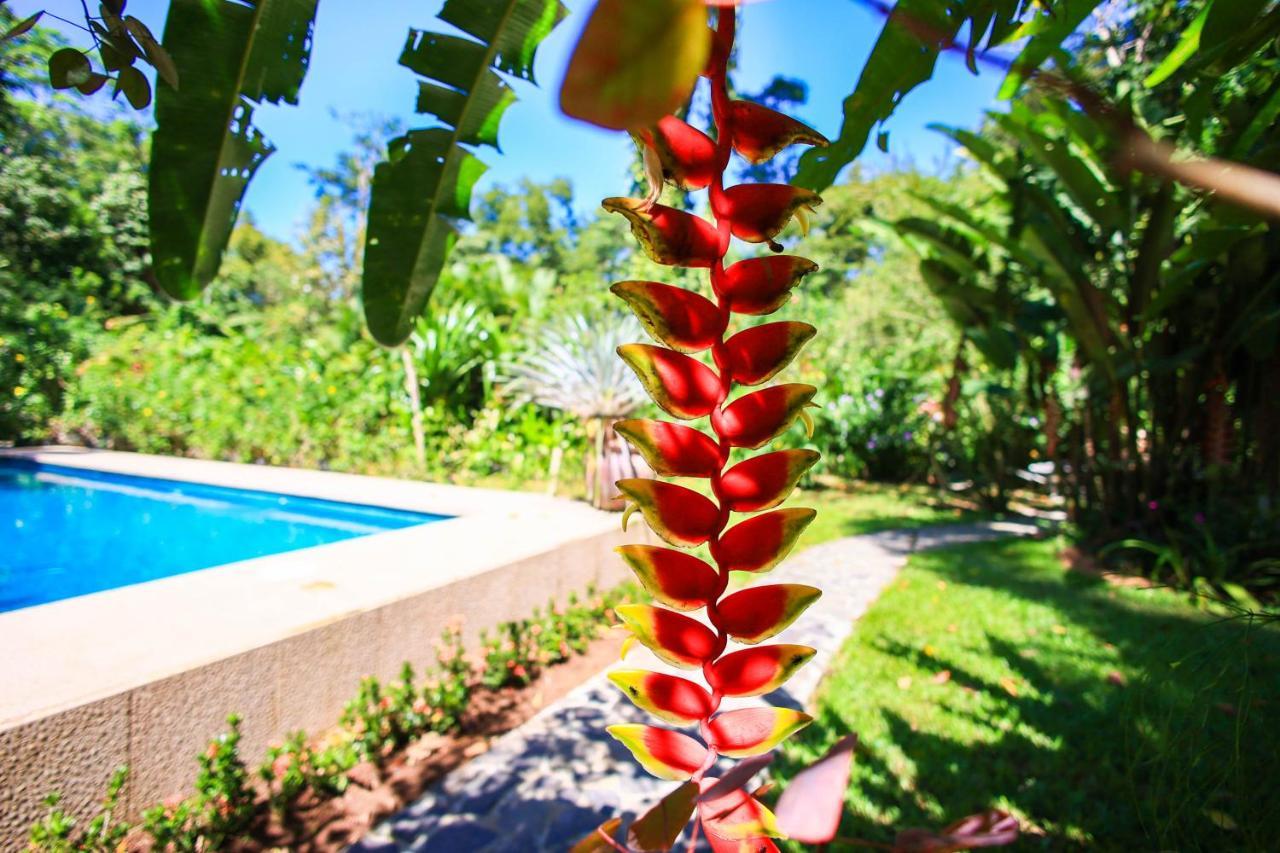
[774,537,1280,851]
[797,481,992,546]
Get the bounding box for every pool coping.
[0,447,646,840]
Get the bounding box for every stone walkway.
[352,521,1039,853]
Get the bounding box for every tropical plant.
[894,0,1280,595]
[504,313,649,508]
[3,0,1148,350]
[565,3,833,848]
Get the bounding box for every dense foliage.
[2,13,1005,504]
[894,0,1280,597]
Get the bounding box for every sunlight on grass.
[798,482,990,546]
[776,537,1280,850]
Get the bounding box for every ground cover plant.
[776,537,1280,850]
[26,584,635,851]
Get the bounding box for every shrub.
[27,767,130,852]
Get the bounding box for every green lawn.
[775,537,1280,851]
[798,482,991,545]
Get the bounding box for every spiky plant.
[505,313,651,507]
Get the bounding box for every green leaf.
[1200,0,1270,55]
[48,48,92,89]
[1143,1,1211,87]
[996,0,1097,100]
[1,11,41,44]
[125,14,179,90]
[362,0,567,346]
[991,111,1122,233]
[795,0,1033,191]
[114,65,151,108]
[149,0,318,300]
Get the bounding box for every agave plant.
[505,313,650,509]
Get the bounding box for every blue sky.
[18,0,1008,242]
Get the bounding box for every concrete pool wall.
[0,448,650,846]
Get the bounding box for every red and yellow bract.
[601,4,831,847]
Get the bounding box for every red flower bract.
[730,99,830,164]
[603,197,721,267]
[719,255,818,315]
[644,114,718,190]
[719,184,822,249]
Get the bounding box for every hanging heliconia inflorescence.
[599,4,830,849]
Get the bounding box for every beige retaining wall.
[0,449,646,847]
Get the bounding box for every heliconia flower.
[718,449,821,512]
[698,778,783,840]
[705,834,780,853]
[714,507,816,573]
[616,544,719,610]
[719,184,822,250]
[718,255,818,315]
[720,322,817,385]
[639,115,719,190]
[617,478,721,547]
[596,8,832,842]
[730,100,829,164]
[612,280,726,353]
[713,384,817,449]
[615,419,723,478]
[608,669,715,725]
[603,197,722,267]
[618,343,722,420]
[607,724,708,781]
[708,644,815,697]
[717,583,822,644]
[707,707,813,757]
[616,603,719,668]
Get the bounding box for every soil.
[127,630,625,852]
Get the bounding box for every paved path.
[352,521,1038,853]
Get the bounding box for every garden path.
[352,520,1039,853]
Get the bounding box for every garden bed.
[245,631,624,851]
[29,582,638,851]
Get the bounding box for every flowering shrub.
[483,584,628,688]
[259,730,353,814]
[138,714,256,851]
[341,665,430,761]
[423,618,473,733]
[815,375,933,482]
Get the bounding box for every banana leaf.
[361,0,566,346]
[150,0,317,300]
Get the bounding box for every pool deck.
[0,447,647,845]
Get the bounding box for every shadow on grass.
[775,538,1280,851]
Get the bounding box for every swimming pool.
[0,459,446,612]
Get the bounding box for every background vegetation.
[3,0,1277,598]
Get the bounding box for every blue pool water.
[0,460,446,613]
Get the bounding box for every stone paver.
[352,521,1039,852]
